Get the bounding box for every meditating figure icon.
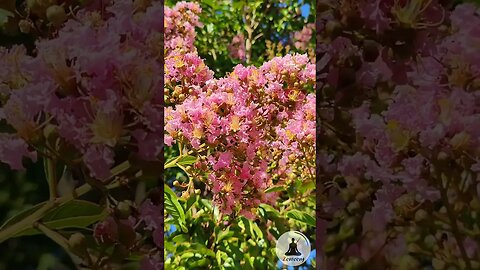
[284,238,302,256]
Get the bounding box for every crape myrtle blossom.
[0,0,163,178]
[165,3,316,218]
[165,55,315,217]
[293,23,314,51]
[0,0,164,267]
[318,1,480,268]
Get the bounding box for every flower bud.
[68,233,87,256]
[18,20,32,34]
[347,201,360,214]
[470,198,480,211]
[325,20,341,37]
[46,5,67,27]
[344,257,364,270]
[94,217,118,244]
[432,258,446,270]
[394,255,419,270]
[414,209,428,222]
[339,217,359,241]
[324,234,340,255]
[115,201,132,219]
[424,234,436,250]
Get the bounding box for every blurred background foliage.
[0,162,74,269]
[166,0,315,76]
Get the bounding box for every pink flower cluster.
[164,1,202,54]
[0,0,163,179]
[228,34,246,61]
[165,3,316,217]
[318,1,480,268]
[293,23,314,51]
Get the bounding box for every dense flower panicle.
[293,23,314,51]
[165,53,315,215]
[164,3,315,216]
[164,51,214,103]
[318,1,480,268]
[164,1,202,54]
[0,1,165,265]
[0,0,164,178]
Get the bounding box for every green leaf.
[216,228,234,243]
[299,180,315,194]
[180,251,195,260]
[258,204,280,217]
[190,243,216,258]
[251,222,263,239]
[177,155,197,166]
[164,184,188,233]
[22,201,106,236]
[165,155,197,170]
[206,23,214,33]
[0,202,47,230]
[0,9,14,25]
[172,234,190,243]
[5,200,107,237]
[285,210,315,227]
[188,258,209,268]
[185,194,197,213]
[264,185,284,193]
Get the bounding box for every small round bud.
[470,198,480,211]
[347,201,360,214]
[424,234,436,250]
[325,20,341,37]
[68,233,87,256]
[94,217,118,244]
[46,5,67,27]
[437,151,449,160]
[325,234,340,254]
[115,201,132,219]
[414,209,428,222]
[339,217,359,240]
[18,20,32,34]
[344,257,364,270]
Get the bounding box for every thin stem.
[35,222,85,270]
[438,173,473,270]
[44,156,58,201]
[35,222,69,250]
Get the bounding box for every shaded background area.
[0,162,74,269]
